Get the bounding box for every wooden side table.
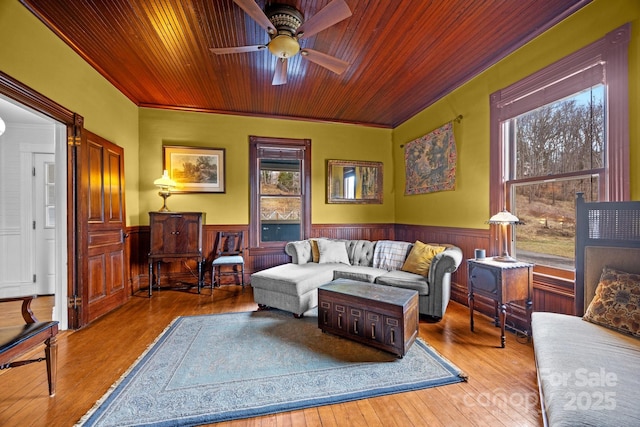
[467,258,533,348]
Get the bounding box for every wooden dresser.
[318,279,419,357]
[148,212,204,296]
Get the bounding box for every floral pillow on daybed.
[583,266,640,338]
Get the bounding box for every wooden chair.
[0,296,59,396]
[210,231,245,289]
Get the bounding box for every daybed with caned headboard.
[532,193,640,426]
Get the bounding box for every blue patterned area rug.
[77,310,466,427]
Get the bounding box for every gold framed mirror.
[327,160,383,204]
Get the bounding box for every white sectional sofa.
[250,238,463,318]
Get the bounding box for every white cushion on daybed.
[532,312,640,426]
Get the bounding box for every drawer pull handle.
[353,320,358,334]
[337,315,342,328]
[323,311,328,324]
[390,329,395,344]
[371,324,376,339]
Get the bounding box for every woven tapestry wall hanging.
[404,121,457,195]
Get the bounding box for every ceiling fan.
[211,0,352,85]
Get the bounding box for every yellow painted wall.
[2,0,637,230]
[138,108,393,225]
[393,0,640,229]
[0,0,140,225]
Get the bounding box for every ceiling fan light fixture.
[268,35,300,58]
[215,0,352,85]
[266,4,303,34]
[265,4,303,58]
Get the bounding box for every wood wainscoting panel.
[126,226,146,293]
[311,223,395,241]
[127,222,576,318]
[250,249,290,272]
[532,273,575,315]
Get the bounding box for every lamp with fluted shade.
[154,170,177,212]
[488,209,521,262]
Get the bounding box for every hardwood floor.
[0,287,543,426]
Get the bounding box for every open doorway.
[0,94,68,329]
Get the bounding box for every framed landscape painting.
[163,146,225,193]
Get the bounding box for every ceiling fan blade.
[301,49,349,74]
[272,58,288,85]
[296,0,352,39]
[233,0,276,34]
[210,45,266,55]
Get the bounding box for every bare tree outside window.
[491,24,630,284]
[507,86,605,269]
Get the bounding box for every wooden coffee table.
[318,279,419,357]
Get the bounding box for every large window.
[490,24,630,273]
[250,136,311,250]
[507,87,604,269]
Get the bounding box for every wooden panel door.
[76,131,128,326]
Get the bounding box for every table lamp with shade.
[154,170,177,212]
[488,209,522,262]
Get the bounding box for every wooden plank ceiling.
[20,0,590,128]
